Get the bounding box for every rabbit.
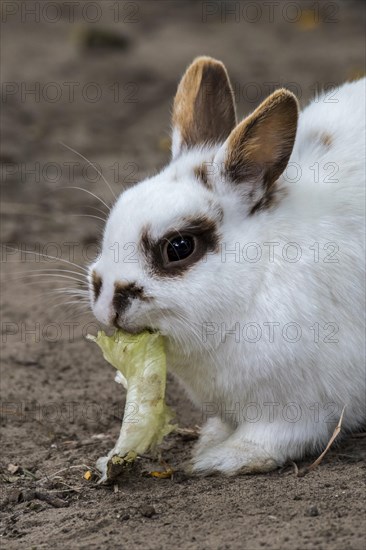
[89,56,366,476]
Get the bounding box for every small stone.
[7,463,21,475]
[305,505,319,517]
[28,502,44,512]
[7,489,23,504]
[19,490,36,503]
[140,504,156,518]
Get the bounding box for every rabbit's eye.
[166,236,195,262]
[143,216,220,276]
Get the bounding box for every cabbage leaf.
[87,330,176,481]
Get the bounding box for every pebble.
[305,505,319,517]
[140,504,156,518]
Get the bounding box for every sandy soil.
[1,1,365,549]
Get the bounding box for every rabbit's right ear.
[214,89,298,214]
[171,56,237,159]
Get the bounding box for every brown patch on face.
[92,271,102,301]
[224,88,298,215]
[112,282,150,325]
[172,56,236,153]
[194,163,212,190]
[141,216,221,278]
[321,132,332,148]
[308,130,333,149]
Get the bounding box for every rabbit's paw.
[190,440,278,476]
[193,417,234,456]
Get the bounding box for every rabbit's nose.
[112,284,133,325]
[112,281,147,327]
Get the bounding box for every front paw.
[190,442,278,476]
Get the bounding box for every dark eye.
[166,235,195,262]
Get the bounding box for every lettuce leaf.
[87,330,176,480]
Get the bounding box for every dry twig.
[294,406,346,477]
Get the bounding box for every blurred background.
[2,0,365,253]
[1,2,365,548]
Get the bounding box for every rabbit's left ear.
[172,56,237,159]
[215,88,298,213]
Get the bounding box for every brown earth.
[1,1,365,549]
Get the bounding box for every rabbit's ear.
[172,56,237,159]
[217,89,298,213]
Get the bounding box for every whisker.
[61,313,92,326]
[45,293,90,308]
[43,289,90,303]
[50,300,90,310]
[161,224,190,256]
[43,286,89,297]
[60,141,117,202]
[35,288,90,299]
[6,280,84,290]
[3,246,89,273]
[7,268,88,279]
[58,303,90,311]
[52,307,90,326]
[86,205,109,218]
[13,283,88,295]
[55,186,110,211]
[47,297,90,305]
[14,274,88,285]
[171,225,185,241]
[70,214,106,223]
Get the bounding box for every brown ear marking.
[141,216,220,278]
[249,186,288,216]
[226,89,299,184]
[173,56,237,153]
[92,271,102,301]
[224,88,298,214]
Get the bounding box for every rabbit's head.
[89,57,298,349]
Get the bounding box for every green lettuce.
[87,330,176,480]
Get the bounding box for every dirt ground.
[1,1,365,549]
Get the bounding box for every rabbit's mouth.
[113,316,150,335]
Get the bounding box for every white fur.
[91,78,366,475]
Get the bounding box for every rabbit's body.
[91,58,365,475]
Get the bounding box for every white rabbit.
[89,57,365,475]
